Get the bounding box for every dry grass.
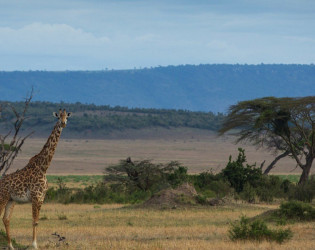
[9,129,304,175]
[3,203,314,249]
[4,129,313,249]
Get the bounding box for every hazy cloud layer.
[0,0,314,70]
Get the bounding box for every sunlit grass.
[2,203,314,249]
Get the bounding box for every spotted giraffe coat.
[0,121,62,205]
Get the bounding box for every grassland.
[2,203,314,249]
[3,129,313,249]
[9,129,307,176]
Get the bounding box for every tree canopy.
[219,96,315,185]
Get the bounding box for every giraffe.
[0,109,71,249]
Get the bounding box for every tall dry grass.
[3,203,314,249]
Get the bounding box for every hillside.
[0,101,224,138]
[1,64,315,112]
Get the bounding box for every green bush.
[193,171,232,198]
[104,159,188,193]
[221,148,262,193]
[168,166,188,187]
[45,181,152,204]
[196,194,207,205]
[278,201,315,221]
[229,216,292,244]
[255,175,292,202]
[239,183,257,203]
[193,171,218,189]
[288,177,315,202]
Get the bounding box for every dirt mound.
[142,183,198,209]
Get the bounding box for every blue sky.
[1,0,315,70]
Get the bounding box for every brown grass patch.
[1,203,313,249]
[9,129,305,175]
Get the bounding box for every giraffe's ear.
[53,112,59,118]
[67,112,72,117]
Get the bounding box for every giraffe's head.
[53,109,72,128]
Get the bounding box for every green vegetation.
[0,101,224,136]
[229,216,292,244]
[288,177,315,202]
[221,148,262,193]
[193,149,293,203]
[0,229,26,249]
[45,148,315,205]
[46,160,189,204]
[277,175,300,183]
[45,181,152,204]
[219,96,315,184]
[277,201,315,221]
[255,201,315,225]
[1,144,17,151]
[104,159,188,192]
[46,175,103,187]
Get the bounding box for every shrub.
[168,166,188,187]
[196,194,207,205]
[288,177,315,202]
[193,171,218,189]
[104,158,188,193]
[221,148,262,193]
[255,175,291,202]
[229,216,293,244]
[278,201,315,221]
[45,181,152,204]
[239,183,257,203]
[193,171,232,198]
[45,186,72,204]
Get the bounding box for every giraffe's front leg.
[3,201,16,250]
[31,200,43,249]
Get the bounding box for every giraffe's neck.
[34,122,63,173]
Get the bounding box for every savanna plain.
[7,203,315,249]
[4,129,315,249]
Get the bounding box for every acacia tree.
[0,91,34,176]
[104,157,187,191]
[219,96,315,185]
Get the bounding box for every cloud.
[0,0,315,70]
[0,23,110,56]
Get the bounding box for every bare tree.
[0,90,34,176]
[219,96,315,185]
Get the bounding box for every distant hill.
[1,64,315,112]
[0,101,224,138]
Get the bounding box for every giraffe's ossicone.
[0,109,71,249]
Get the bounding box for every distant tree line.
[0,101,225,135]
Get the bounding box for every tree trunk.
[263,151,290,175]
[298,157,314,185]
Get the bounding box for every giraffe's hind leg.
[3,200,15,250]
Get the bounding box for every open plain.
[3,128,314,249]
[3,203,315,250]
[10,128,305,175]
